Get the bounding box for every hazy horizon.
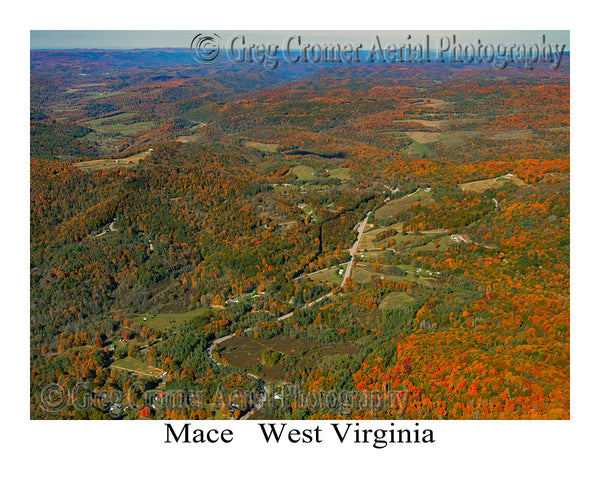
[31,30,570,50]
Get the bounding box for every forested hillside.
[30,50,569,420]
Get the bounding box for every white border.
[4,0,596,477]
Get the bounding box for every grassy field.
[405,141,433,155]
[350,264,414,284]
[393,119,446,129]
[379,291,416,310]
[176,133,205,143]
[82,131,113,154]
[212,409,228,420]
[405,131,441,144]
[111,357,164,377]
[74,151,150,171]
[351,265,386,283]
[352,258,437,286]
[86,91,121,99]
[86,112,136,128]
[359,222,404,250]
[73,151,151,172]
[460,174,526,193]
[374,190,435,220]
[382,131,406,138]
[386,129,478,150]
[86,113,157,136]
[132,306,209,332]
[292,165,316,180]
[104,121,157,135]
[436,132,475,147]
[306,265,345,285]
[77,82,107,88]
[405,234,455,253]
[245,141,280,153]
[415,97,452,108]
[328,167,351,180]
[360,228,452,253]
[363,221,405,234]
[490,130,534,140]
[381,131,433,154]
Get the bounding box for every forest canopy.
[30,50,569,421]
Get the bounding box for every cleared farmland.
[246,141,280,153]
[132,306,210,333]
[111,357,164,377]
[460,174,526,193]
[73,150,151,172]
[292,165,316,180]
[328,167,351,180]
[379,291,416,310]
[373,190,435,220]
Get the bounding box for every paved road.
[206,211,373,419]
[341,211,371,287]
[206,333,266,419]
[206,333,235,361]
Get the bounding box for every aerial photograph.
[30,30,570,422]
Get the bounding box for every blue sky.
[31,30,569,50]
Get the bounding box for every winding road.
[205,210,373,419]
